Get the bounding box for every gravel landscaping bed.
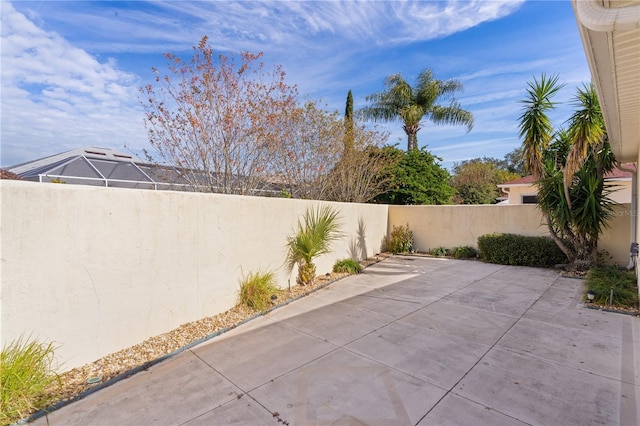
[37,255,388,417]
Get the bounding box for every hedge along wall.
[388,203,632,266]
[0,181,389,369]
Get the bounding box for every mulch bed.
[37,255,389,416]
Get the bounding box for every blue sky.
[1,0,591,169]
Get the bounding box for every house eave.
[572,0,640,164]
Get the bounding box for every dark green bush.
[452,246,478,259]
[333,258,363,274]
[584,267,638,308]
[382,224,414,254]
[477,233,567,267]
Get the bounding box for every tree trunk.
[404,126,419,151]
[545,212,576,264]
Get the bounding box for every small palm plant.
[286,205,342,286]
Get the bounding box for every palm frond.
[564,82,606,182]
[518,73,565,179]
[285,205,342,272]
[430,102,474,131]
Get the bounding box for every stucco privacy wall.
[1,182,632,371]
[0,181,388,369]
[600,204,632,267]
[388,205,548,251]
[388,203,632,266]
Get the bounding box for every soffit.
[572,0,640,163]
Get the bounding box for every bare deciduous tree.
[140,36,298,195]
[325,123,392,203]
[271,100,344,199]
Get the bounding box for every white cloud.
[2,0,585,169]
[1,2,147,166]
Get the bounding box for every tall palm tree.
[360,69,474,151]
[518,74,564,180]
[518,75,615,270]
[565,83,608,189]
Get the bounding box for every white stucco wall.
[1,180,632,371]
[500,185,539,205]
[388,204,548,252]
[389,203,631,266]
[0,181,388,369]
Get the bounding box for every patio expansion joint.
[186,345,332,425]
[415,268,563,425]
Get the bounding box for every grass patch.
[584,267,638,309]
[237,270,279,311]
[1,335,61,425]
[333,258,363,274]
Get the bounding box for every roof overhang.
[572,0,640,164]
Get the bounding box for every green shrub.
[584,267,638,308]
[429,247,450,257]
[1,335,60,425]
[333,258,363,274]
[237,271,279,311]
[452,246,478,259]
[477,233,567,267]
[382,224,414,254]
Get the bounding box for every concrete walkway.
[34,257,639,425]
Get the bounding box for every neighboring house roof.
[498,165,634,188]
[497,175,535,188]
[0,169,23,180]
[7,146,285,195]
[572,0,640,163]
[7,147,184,190]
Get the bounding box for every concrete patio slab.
[334,293,423,321]
[31,257,639,426]
[40,350,242,426]
[497,317,623,380]
[191,321,337,391]
[346,321,490,389]
[453,347,624,425]
[277,300,395,346]
[419,393,527,426]
[248,348,446,425]
[181,396,273,426]
[440,285,541,317]
[397,301,518,346]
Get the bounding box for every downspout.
[575,0,640,32]
[619,164,638,270]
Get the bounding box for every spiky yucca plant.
[286,206,342,286]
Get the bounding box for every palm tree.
[360,68,474,151]
[286,205,342,285]
[518,74,564,180]
[564,83,608,202]
[518,76,615,270]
